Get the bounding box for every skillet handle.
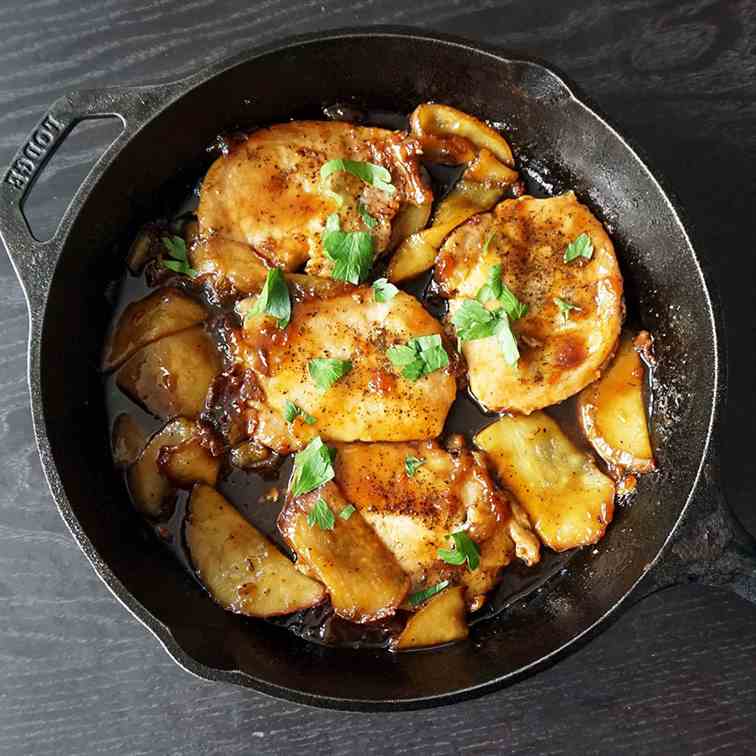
[640,452,756,604]
[0,86,171,311]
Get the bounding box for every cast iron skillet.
[1,29,755,711]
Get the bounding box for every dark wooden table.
[1,1,755,753]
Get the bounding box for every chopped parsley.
[320,159,396,195]
[161,236,197,278]
[452,263,527,367]
[437,531,480,571]
[339,504,356,521]
[554,297,581,322]
[322,213,374,284]
[563,232,594,263]
[307,496,335,530]
[358,202,378,229]
[245,267,291,328]
[408,580,450,607]
[476,263,528,320]
[290,437,336,497]
[308,357,353,392]
[372,277,399,303]
[405,456,426,477]
[386,334,449,381]
[283,400,316,425]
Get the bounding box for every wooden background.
[1,0,755,753]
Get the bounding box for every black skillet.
[1,29,755,710]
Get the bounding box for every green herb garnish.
[290,437,336,497]
[554,297,582,323]
[482,231,497,255]
[476,264,528,320]
[437,531,480,571]
[307,496,335,530]
[283,400,316,425]
[451,301,520,366]
[322,213,374,284]
[308,357,353,392]
[372,277,399,303]
[245,268,291,328]
[408,580,450,607]
[563,232,594,263]
[320,159,396,195]
[161,236,197,278]
[405,456,426,477]
[386,334,449,381]
[339,504,356,521]
[358,202,378,229]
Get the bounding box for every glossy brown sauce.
[104,105,654,649]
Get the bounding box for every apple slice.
[187,484,325,617]
[475,412,615,551]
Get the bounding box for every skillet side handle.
[0,86,170,312]
[640,453,756,604]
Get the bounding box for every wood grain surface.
[1,1,755,754]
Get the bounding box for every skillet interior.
[38,32,716,707]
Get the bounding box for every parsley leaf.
[307,496,335,530]
[554,297,582,322]
[358,202,378,229]
[437,531,480,571]
[452,300,499,341]
[563,232,594,263]
[453,263,525,366]
[161,236,197,278]
[246,268,291,328]
[339,504,356,521]
[291,437,336,497]
[283,400,316,425]
[476,264,528,320]
[482,231,497,255]
[322,213,374,284]
[408,580,450,607]
[386,334,449,381]
[372,277,399,303]
[494,312,520,366]
[405,456,426,476]
[308,358,352,392]
[320,159,396,195]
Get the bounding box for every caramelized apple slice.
[388,150,517,283]
[187,484,325,617]
[111,413,147,467]
[394,585,468,650]
[278,482,410,623]
[102,288,207,371]
[409,103,515,166]
[127,418,218,518]
[475,412,615,551]
[578,333,655,474]
[190,235,270,297]
[116,325,222,420]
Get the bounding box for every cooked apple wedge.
[127,418,218,518]
[394,585,468,650]
[190,235,270,298]
[111,413,147,467]
[278,482,410,623]
[475,412,615,551]
[388,149,518,283]
[116,325,222,420]
[102,288,207,371]
[409,103,515,166]
[187,484,325,617]
[578,333,655,474]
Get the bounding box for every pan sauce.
[104,104,655,649]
